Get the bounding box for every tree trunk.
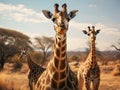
[41,51,46,66]
[0,56,5,70]
[0,49,5,71]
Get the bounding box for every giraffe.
[35,3,79,90]
[77,26,101,90]
[19,48,46,90]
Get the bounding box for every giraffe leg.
[28,76,35,90]
[78,76,84,90]
[29,79,33,90]
[84,79,91,90]
[92,78,100,90]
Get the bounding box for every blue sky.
[0,0,120,51]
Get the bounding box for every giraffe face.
[42,3,78,35]
[51,11,69,35]
[83,26,100,41]
[88,28,96,41]
[19,49,27,59]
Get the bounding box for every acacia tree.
[112,39,120,51]
[0,28,32,70]
[34,36,54,65]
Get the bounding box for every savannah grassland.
[0,51,120,90]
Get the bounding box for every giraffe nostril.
[59,22,64,27]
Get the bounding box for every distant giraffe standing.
[35,3,79,90]
[19,49,46,90]
[77,26,101,90]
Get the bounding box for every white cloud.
[70,21,120,37]
[0,3,48,23]
[67,37,87,51]
[70,21,92,30]
[69,21,120,51]
[1,2,119,51]
[88,4,96,8]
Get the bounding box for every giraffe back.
[27,54,46,84]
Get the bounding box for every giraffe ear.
[42,10,53,19]
[68,10,78,20]
[95,30,100,35]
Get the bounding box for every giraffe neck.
[87,40,96,65]
[26,53,34,70]
[51,33,68,87]
[90,40,96,59]
[53,33,67,69]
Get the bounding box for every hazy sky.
[0,0,120,51]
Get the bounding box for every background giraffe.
[35,3,79,90]
[77,26,101,90]
[19,48,46,90]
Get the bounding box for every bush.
[101,61,108,65]
[13,61,23,72]
[70,55,79,62]
[111,64,120,76]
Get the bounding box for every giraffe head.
[19,48,28,59]
[42,3,78,36]
[83,26,100,42]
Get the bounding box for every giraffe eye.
[87,33,90,36]
[52,18,56,22]
[66,18,70,22]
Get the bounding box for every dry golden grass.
[0,63,29,90]
[99,73,120,90]
[0,73,14,90]
[0,60,120,90]
[70,61,120,90]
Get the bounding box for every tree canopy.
[34,36,54,65]
[112,39,120,51]
[0,28,32,70]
